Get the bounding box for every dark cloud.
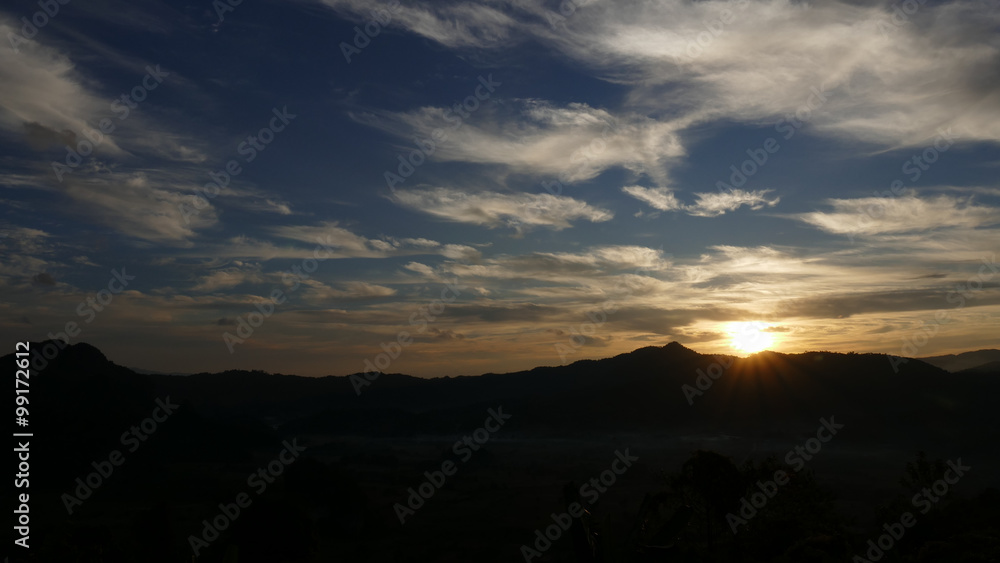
[22,122,77,151]
[31,272,56,286]
[783,286,1000,319]
[428,327,465,340]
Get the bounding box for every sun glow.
[728,321,775,354]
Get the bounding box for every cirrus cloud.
[391,187,613,230]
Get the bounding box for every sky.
[1,0,999,377]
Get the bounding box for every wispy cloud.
[797,195,999,236]
[356,99,686,185]
[329,0,1000,153]
[623,185,779,216]
[269,221,482,260]
[392,187,613,230]
[622,185,683,211]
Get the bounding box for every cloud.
[269,221,482,260]
[532,245,669,271]
[438,245,672,298]
[685,189,780,217]
[328,0,1000,154]
[404,262,436,277]
[191,263,265,292]
[22,121,77,150]
[392,187,613,230]
[622,185,779,216]
[60,170,218,246]
[356,99,686,185]
[0,23,124,155]
[797,195,999,236]
[7,163,302,246]
[0,17,210,162]
[31,272,55,286]
[301,280,397,302]
[271,222,380,255]
[319,0,521,48]
[551,0,1000,147]
[622,185,683,211]
[426,327,465,340]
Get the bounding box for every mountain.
[956,360,1000,375]
[8,341,1000,563]
[918,348,1000,372]
[12,340,999,447]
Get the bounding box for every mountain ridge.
[12,340,994,446]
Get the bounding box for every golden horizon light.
[728,321,776,354]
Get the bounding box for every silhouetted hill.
[956,360,1000,375]
[13,341,278,489]
[919,349,1000,372]
[11,340,998,452]
[8,340,1000,563]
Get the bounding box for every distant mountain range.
[918,349,1000,373]
[9,340,1000,562]
[11,341,1000,450]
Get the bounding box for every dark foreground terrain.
[6,341,1000,562]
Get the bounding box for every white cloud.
[623,186,779,216]
[686,189,780,217]
[392,187,613,230]
[622,185,683,211]
[0,19,126,154]
[356,99,686,185]
[270,221,482,260]
[61,170,218,246]
[301,279,397,302]
[0,17,211,162]
[329,0,1000,158]
[191,263,265,292]
[797,195,999,236]
[404,262,436,277]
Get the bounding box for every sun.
[728,321,775,354]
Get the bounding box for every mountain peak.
[30,340,110,371]
[663,341,695,353]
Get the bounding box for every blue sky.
[1,0,999,376]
